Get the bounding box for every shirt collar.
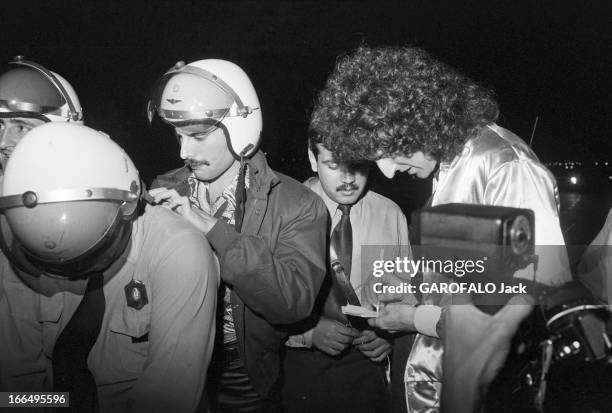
[187,166,250,213]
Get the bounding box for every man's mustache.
[184,159,209,168]
[336,183,359,191]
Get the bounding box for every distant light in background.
[569,176,578,185]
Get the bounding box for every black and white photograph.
[0,1,611,412]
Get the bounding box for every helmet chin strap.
[215,122,256,161]
[233,142,257,233]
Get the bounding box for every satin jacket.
[406,124,572,412]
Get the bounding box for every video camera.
[412,203,612,411]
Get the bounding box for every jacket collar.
[159,150,279,198]
[242,150,280,197]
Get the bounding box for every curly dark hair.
[310,46,499,163]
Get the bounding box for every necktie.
[53,272,105,412]
[331,204,352,279]
[330,205,366,329]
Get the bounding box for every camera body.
[412,203,612,409]
[539,282,611,363]
[412,203,536,284]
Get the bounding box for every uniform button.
[255,208,261,214]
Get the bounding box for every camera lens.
[510,214,531,255]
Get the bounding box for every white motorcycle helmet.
[148,59,261,158]
[0,122,139,277]
[0,56,83,123]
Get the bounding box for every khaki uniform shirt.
[0,206,219,413]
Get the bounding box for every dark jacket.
[152,151,328,397]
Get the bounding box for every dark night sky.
[4,4,612,404]
[3,0,612,185]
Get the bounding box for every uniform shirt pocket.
[107,305,151,374]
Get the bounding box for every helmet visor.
[148,69,237,136]
[0,200,133,278]
[0,58,81,122]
